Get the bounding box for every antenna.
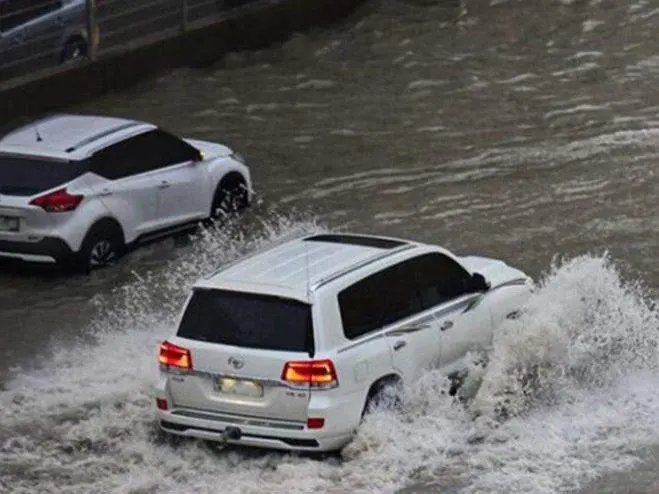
[305,238,311,298]
[34,122,43,142]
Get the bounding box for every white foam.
[1,222,658,494]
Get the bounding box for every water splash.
[0,224,658,494]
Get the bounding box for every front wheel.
[209,179,249,221]
[60,38,87,64]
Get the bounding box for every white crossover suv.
[0,114,252,269]
[153,233,532,452]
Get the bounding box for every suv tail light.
[159,341,192,371]
[281,359,338,389]
[30,188,84,212]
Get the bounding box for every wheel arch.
[81,216,126,250]
[60,34,88,63]
[361,373,403,417]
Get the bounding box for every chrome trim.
[311,243,417,291]
[170,408,305,430]
[338,294,481,353]
[462,278,529,312]
[164,368,307,391]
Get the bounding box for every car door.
[87,133,161,241]
[136,129,208,229]
[21,0,65,68]
[0,0,63,74]
[0,0,31,74]
[413,252,493,374]
[337,257,442,385]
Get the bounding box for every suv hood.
[184,138,233,159]
[459,255,531,289]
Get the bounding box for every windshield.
[0,155,88,196]
[177,289,314,354]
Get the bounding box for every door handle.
[393,340,406,351]
[440,320,454,331]
[99,189,113,197]
[158,181,171,189]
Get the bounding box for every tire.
[209,176,249,221]
[77,222,124,271]
[60,38,87,64]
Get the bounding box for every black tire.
[60,38,87,64]
[209,176,249,221]
[77,221,124,271]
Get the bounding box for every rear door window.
[338,252,474,339]
[0,154,87,195]
[0,0,61,31]
[89,129,199,180]
[177,289,314,354]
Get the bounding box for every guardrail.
[0,0,280,84]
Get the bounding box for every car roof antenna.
[305,239,311,298]
[34,122,43,142]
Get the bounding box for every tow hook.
[221,426,242,443]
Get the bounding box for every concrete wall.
[0,0,365,123]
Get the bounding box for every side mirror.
[471,272,490,292]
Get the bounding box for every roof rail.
[65,122,142,153]
[310,243,417,291]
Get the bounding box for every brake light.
[306,417,325,429]
[156,398,168,410]
[159,341,192,370]
[30,188,84,212]
[281,359,338,388]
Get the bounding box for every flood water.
[1,0,658,492]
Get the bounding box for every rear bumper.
[156,409,353,452]
[0,237,73,263]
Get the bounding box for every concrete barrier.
[0,0,365,123]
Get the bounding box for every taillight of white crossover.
[281,359,338,389]
[29,188,84,213]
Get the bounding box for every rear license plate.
[0,216,19,232]
[217,377,264,398]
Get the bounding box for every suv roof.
[196,233,423,302]
[0,114,154,161]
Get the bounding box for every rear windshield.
[0,155,88,196]
[177,289,314,354]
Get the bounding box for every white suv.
[153,233,532,452]
[0,114,252,269]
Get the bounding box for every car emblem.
[228,356,245,369]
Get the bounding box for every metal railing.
[0,0,279,84]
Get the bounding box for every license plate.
[0,216,19,232]
[217,377,263,398]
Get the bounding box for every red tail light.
[306,417,325,429]
[159,341,192,370]
[281,359,338,388]
[30,188,84,213]
[156,398,168,410]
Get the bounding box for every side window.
[338,259,423,340]
[147,129,201,166]
[411,253,474,309]
[89,138,139,180]
[89,129,199,180]
[338,253,474,340]
[0,0,61,31]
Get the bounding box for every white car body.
[153,233,532,452]
[0,114,252,267]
